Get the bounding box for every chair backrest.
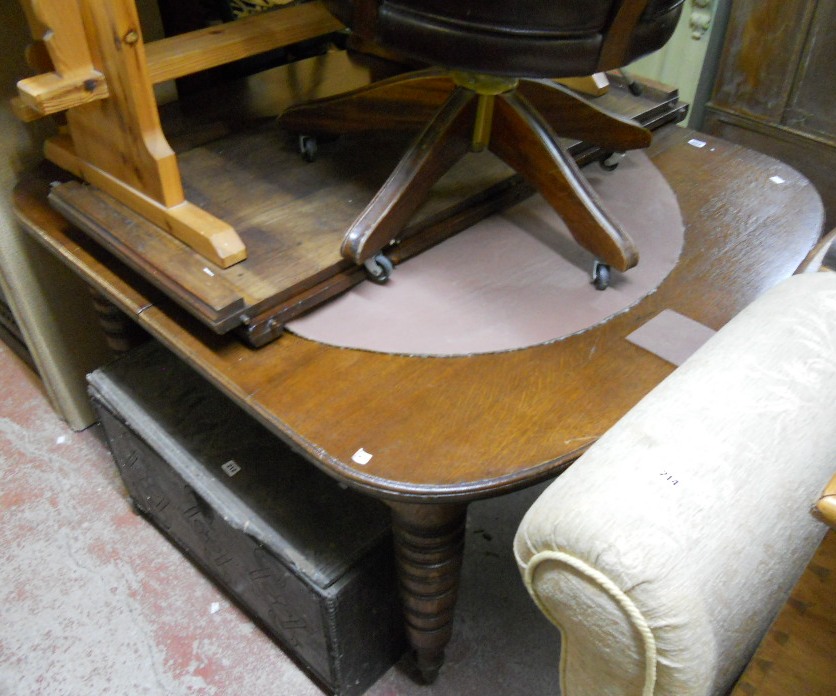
[325,0,685,77]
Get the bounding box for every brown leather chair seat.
[331,0,684,77]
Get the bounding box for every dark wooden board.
[46,54,685,346]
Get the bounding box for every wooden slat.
[45,134,246,269]
[14,1,344,118]
[49,182,246,322]
[145,1,344,85]
[15,0,106,116]
[16,69,107,116]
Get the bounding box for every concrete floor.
[0,340,561,696]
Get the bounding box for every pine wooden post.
[16,0,247,268]
[14,0,345,267]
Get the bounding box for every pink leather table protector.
[288,151,685,356]
[626,309,716,366]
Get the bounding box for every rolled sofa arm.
[514,272,836,696]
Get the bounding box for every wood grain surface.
[45,57,684,341]
[731,531,836,695]
[14,119,825,681]
[14,126,824,503]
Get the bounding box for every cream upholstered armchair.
[514,268,836,696]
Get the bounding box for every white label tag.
[221,460,241,477]
[688,138,707,148]
[352,448,373,465]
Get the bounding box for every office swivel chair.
[280,0,685,287]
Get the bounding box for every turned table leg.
[88,287,147,354]
[388,501,468,683]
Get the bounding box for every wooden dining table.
[13,117,824,682]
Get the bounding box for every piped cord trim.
[524,550,657,696]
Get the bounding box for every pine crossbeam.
[16,1,344,118]
[13,0,347,268]
[146,2,344,85]
[16,69,107,117]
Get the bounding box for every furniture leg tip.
[415,649,444,684]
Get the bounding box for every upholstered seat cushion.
[514,272,836,696]
[325,0,685,77]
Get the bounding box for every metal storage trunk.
[88,341,404,696]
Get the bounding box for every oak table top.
[13,123,824,683]
[15,126,823,501]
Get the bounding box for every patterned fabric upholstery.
[515,272,836,696]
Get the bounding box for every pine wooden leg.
[388,501,468,684]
